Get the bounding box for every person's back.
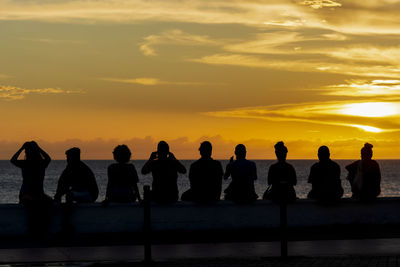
[264,141,297,202]
[142,141,186,204]
[308,146,343,201]
[224,144,258,203]
[182,141,223,203]
[105,145,141,203]
[346,143,381,200]
[188,158,223,202]
[54,147,99,203]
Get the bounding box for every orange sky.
[1,0,400,159]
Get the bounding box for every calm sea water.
[0,160,398,203]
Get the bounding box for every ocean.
[0,160,399,203]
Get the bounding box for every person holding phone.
[141,141,186,204]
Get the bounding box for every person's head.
[318,146,330,161]
[199,141,212,158]
[361,143,373,160]
[274,141,288,162]
[234,144,246,160]
[157,141,170,159]
[66,147,81,164]
[113,145,131,163]
[24,141,41,161]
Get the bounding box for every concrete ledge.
[0,198,399,242]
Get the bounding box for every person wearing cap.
[224,144,258,203]
[307,146,343,201]
[181,141,223,203]
[54,147,99,203]
[346,143,381,200]
[141,141,186,204]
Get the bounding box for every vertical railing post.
[279,182,288,258]
[143,185,152,264]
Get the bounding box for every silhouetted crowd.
[10,141,381,206]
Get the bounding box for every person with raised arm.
[141,141,186,204]
[54,147,98,203]
[103,145,141,204]
[346,143,381,200]
[10,141,52,205]
[224,144,258,203]
[181,141,223,203]
[307,146,343,201]
[263,141,297,202]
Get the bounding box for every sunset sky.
[1,0,400,159]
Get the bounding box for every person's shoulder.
[329,159,340,168]
[108,163,119,169]
[310,161,320,170]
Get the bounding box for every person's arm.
[38,145,51,167]
[141,152,157,174]
[131,165,142,202]
[291,165,297,186]
[267,165,274,185]
[54,170,68,202]
[169,152,186,174]
[10,142,27,167]
[252,162,257,181]
[224,156,234,180]
[105,165,113,200]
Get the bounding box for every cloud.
[299,0,342,9]
[0,85,84,100]
[21,37,85,44]
[140,29,220,56]
[205,100,400,133]
[323,80,400,97]
[102,77,213,86]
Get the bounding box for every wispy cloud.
[0,85,84,100]
[102,77,212,86]
[21,38,85,44]
[140,29,220,56]
[299,0,342,9]
[324,80,400,97]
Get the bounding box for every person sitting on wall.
[307,146,343,201]
[263,141,297,203]
[141,141,186,204]
[104,145,142,204]
[181,141,223,203]
[54,147,99,203]
[224,144,258,203]
[346,143,381,201]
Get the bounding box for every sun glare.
[350,124,383,133]
[340,102,399,117]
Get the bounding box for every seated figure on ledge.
[104,145,142,204]
[224,144,258,203]
[141,141,186,204]
[263,141,297,203]
[307,146,343,202]
[181,141,223,203]
[346,143,381,201]
[54,147,99,203]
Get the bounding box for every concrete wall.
[0,198,399,237]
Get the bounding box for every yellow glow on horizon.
[340,102,399,117]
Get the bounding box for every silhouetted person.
[307,146,343,201]
[263,141,296,203]
[54,147,99,203]
[103,145,141,204]
[181,141,223,203]
[10,141,53,237]
[141,141,186,204]
[10,141,52,204]
[224,144,258,203]
[346,143,381,200]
